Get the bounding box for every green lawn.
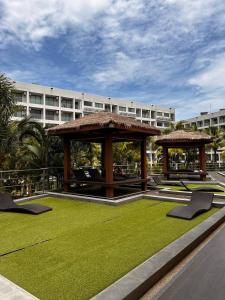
[160,184,225,194]
[0,197,218,299]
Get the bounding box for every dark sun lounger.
[180,181,224,192]
[0,192,52,215]
[152,176,183,187]
[167,191,213,220]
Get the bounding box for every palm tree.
[204,127,225,163]
[0,73,17,128]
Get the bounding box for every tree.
[0,73,17,128]
[204,127,225,163]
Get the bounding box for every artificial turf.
[0,197,218,299]
[160,184,225,194]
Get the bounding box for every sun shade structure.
[155,130,213,181]
[48,111,160,198]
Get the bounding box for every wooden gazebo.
[155,130,213,181]
[48,111,160,197]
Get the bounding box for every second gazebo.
[48,111,160,198]
[155,130,213,181]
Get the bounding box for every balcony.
[61,112,73,122]
[30,108,43,120]
[61,98,73,109]
[46,96,59,107]
[46,110,59,121]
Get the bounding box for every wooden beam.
[63,138,71,192]
[199,145,207,181]
[104,132,114,197]
[141,137,147,191]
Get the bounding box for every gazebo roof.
[47,111,160,139]
[155,130,212,146]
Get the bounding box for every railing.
[0,167,63,198]
[0,163,224,198]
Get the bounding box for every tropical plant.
[204,127,225,163]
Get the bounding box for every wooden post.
[141,137,147,191]
[63,138,71,192]
[199,145,206,181]
[101,141,105,171]
[104,132,114,198]
[163,147,169,180]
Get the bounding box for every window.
[30,94,43,105]
[170,113,175,121]
[46,110,59,120]
[15,91,26,103]
[157,112,162,116]
[75,113,82,119]
[61,112,73,121]
[157,121,163,127]
[142,110,150,118]
[61,98,73,109]
[30,108,43,120]
[75,100,81,109]
[119,106,126,112]
[136,108,141,117]
[14,107,26,117]
[95,102,103,108]
[84,101,92,107]
[164,113,170,117]
[151,111,156,119]
[128,107,135,113]
[46,96,59,107]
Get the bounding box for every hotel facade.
[182,110,225,165]
[13,81,175,163]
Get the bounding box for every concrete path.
[0,275,38,300]
[154,225,225,300]
[209,171,225,184]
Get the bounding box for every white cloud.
[189,54,225,92]
[1,0,225,120]
[0,0,111,49]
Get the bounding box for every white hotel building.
[13,81,175,128]
[182,109,225,165]
[13,81,175,162]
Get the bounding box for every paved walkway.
[209,171,225,184]
[154,225,225,300]
[0,275,38,299]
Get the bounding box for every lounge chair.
[180,181,224,193]
[87,168,105,181]
[152,176,183,187]
[73,169,91,181]
[0,192,52,215]
[167,191,213,220]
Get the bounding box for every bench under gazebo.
[48,111,160,198]
[155,130,213,181]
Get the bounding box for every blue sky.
[1,0,225,120]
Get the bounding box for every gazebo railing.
[0,167,63,198]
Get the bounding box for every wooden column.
[141,137,147,191]
[101,141,105,171]
[104,132,114,198]
[163,147,169,180]
[63,138,71,192]
[199,145,206,181]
